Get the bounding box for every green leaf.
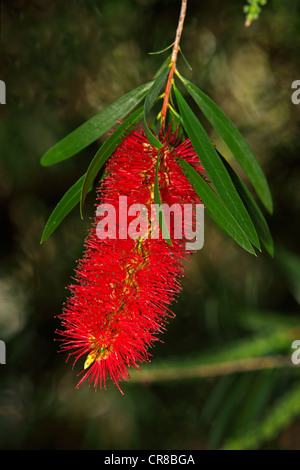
[179,75,273,214]
[153,54,172,79]
[40,81,153,167]
[220,153,274,256]
[153,151,172,246]
[143,66,169,148]
[149,42,174,55]
[176,159,256,255]
[178,46,192,71]
[40,174,91,244]
[80,106,144,217]
[174,86,260,251]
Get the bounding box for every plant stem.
[129,355,292,383]
[160,0,187,135]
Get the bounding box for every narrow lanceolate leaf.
[174,86,260,251]
[143,66,169,148]
[80,106,144,217]
[220,153,274,257]
[40,81,153,167]
[178,46,193,71]
[179,75,273,214]
[177,159,256,255]
[154,151,172,246]
[149,43,174,55]
[40,174,91,244]
[153,54,172,79]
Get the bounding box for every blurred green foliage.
[0,0,300,450]
[244,0,267,27]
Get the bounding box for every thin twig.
[129,355,293,383]
[160,0,187,134]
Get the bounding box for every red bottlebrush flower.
[57,126,206,393]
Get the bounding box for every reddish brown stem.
[160,0,187,135]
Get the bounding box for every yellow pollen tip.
[84,350,98,369]
[84,341,114,369]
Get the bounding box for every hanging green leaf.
[80,106,144,217]
[153,54,172,79]
[40,81,153,167]
[143,66,169,148]
[174,86,260,251]
[178,46,192,71]
[220,153,274,256]
[40,174,91,244]
[179,75,273,214]
[176,159,256,255]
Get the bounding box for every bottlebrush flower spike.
[57,125,206,393]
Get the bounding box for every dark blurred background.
[0,0,300,450]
